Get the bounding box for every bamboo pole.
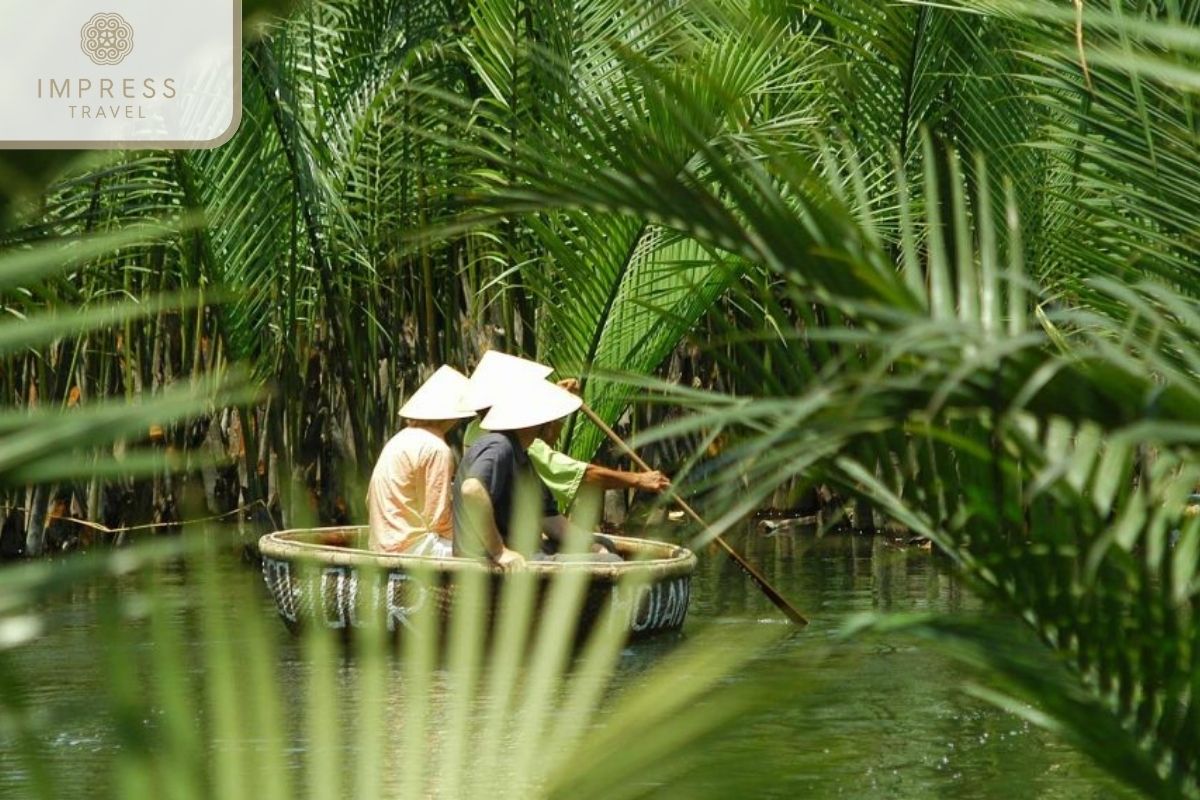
[579,403,809,626]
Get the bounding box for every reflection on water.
[671,529,1128,799]
[0,528,1130,798]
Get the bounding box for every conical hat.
[480,377,581,431]
[399,365,475,420]
[460,350,554,412]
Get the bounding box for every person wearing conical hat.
[453,376,590,566]
[460,350,671,517]
[455,372,643,564]
[458,350,553,415]
[366,365,474,556]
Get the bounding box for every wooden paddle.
[580,402,809,626]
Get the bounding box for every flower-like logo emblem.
[80,13,134,66]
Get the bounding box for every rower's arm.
[583,464,671,493]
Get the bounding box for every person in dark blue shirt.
[453,377,619,568]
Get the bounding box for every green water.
[0,529,1130,798]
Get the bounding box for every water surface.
[0,528,1130,798]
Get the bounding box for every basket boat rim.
[258,526,697,580]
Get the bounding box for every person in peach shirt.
[366,365,474,556]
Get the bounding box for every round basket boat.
[258,527,697,641]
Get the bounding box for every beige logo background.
[80,12,134,66]
[0,0,241,149]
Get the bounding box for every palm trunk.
[24,484,48,557]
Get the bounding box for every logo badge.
[0,0,241,149]
[80,13,134,66]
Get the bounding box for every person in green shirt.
[460,352,671,516]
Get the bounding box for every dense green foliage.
[2,0,779,542]
[447,2,1200,796]
[7,0,1200,797]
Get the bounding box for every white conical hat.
[399,365,475,420]
[480,377,581,431]
[460,350,554,412]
